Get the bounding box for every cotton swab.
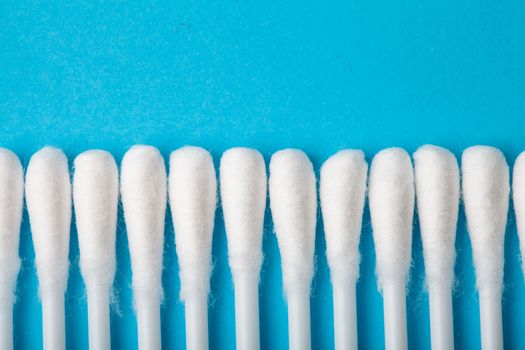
[25,147,72,350]
[414,145,459,350]
[73,150,118,350]
[169,146,217,350]
[320,150,367,350]
[269,149,316,350]
[220,148,266,350]
[462,146,509,350]
[121,145,167,350]
[0,149,24,350]
[368,147,414,350]
[512,151,525,277]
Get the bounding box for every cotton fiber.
[121,145,167,303]
[220,147,266,283]
[414,145,459,289]
[0,148,24,350]
[0,149,24,305]
[513,152,525,276]
[169,146,217,301]
[269,149,316,297]
[368,147,414,290]
[26,147,72,297]
[73,150,118,291]
[462,146,509,293]
[320,149,367,350]
[320,149,367,288]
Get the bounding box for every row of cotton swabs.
[0,144,519,350]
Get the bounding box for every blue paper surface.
[1,0,525,349]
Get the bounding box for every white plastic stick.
[332,285,357,350]
[0,149,24,350]
[232,272,260,350]
[320,150,367,350]
[86,286,110,350]
[73,150,118,350]
[220,148,266,350]
[368,148,414,350]
[462,146,508,350]
[121,145,167,350]
[414,145,459,350]
[25,147,72,350]
[269,149,316,350]
[428,285,454,350]
[169,146,217,350]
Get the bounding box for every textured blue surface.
[1,0,525,349]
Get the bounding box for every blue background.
[1,0,525,349]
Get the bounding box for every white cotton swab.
[368,147,414,350]
[512,151,525,278]
[414,145,459,350]
[269,149,316,350]
[121,145,167,350]
[220,148,266,350]
[0,149,24,350]
[320,150,367,350]
[169,146,217,350]
[25,147,72,350]
[73,150,118,350]
[462,146,509,350]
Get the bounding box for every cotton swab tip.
[0,148,24,300]
[269,149,317,297]
[368,147,414,289]
[512,151,525,277]
[169,146,217,301]
[220,147,266,281]
[462,146,509,294]
[74,150,118,290]
[121,145,167,302]
[25,146,71,297]
[0,148,24,350]
[320,149,367,288]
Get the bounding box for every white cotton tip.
[169,146,217,301]
[320,150,367,288]
[25,147,72,297]
[73,150,118,292]
[368,148,414,290]
[269,149,317,297]
[513,151,525,277]
[0,149,24,304]
[220,148,267,283]
[462,146,509,294]
[414,145,459,290]
[121,145,167,302]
